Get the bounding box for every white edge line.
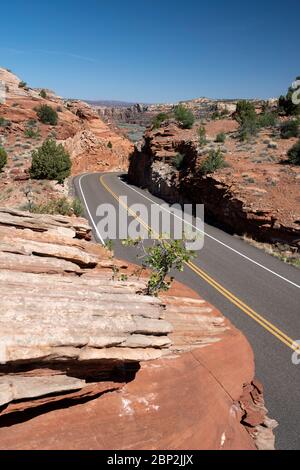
[118,176,300,289]
[78,174,105,246]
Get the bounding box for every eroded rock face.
[128,121,300,247]
[0,209,276,449]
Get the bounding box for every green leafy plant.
[123,237,195,296]
[287,139,300,165]
[0,147,7,171]
[39,89,47,99]
[172,153,185,170]
[174,104,195,129]
[198,126,207,146]
[278,77,300,116]
[215,132,226,143]
[152,112,169,129]
[36,105,58,125]
[30,139,71,183]
[280,120,299,139]
[200,148,225,174]
[257,112,277,128]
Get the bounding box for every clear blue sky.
[1,0,299,103]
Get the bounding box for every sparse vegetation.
[0,117,11,128]
[107,141,113,149]
[287,139,300,165]
[152,112,169,129]
[24,127,41,139]
[278,77,300,116]
[30,197,84,216]
[198,126,207,146]
[174,104,195,129]
[30,139,71,183]
[39,89,47,99]
[36,105,58,125]
[18,81,27,88]
[235,100,258,141]
[215,132,226,143]
[280,120,299,139]
[172,153,185,170]
[0,147,7,171]
[123,237,195,296]
[257,112,277,128]
[200,148,225,174]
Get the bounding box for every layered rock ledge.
[0,208,276,449]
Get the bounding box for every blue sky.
[1,0,299,102]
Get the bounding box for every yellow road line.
[99,174,298,352]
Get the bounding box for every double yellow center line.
[99,175,298,352]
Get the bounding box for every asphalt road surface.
[74,171,300,450]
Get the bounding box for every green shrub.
[56,106,63,112]
[0,147,7,171]
[215,132,226,143]
[30,139,71,183]
[152,112,169,129]
[257,112,277,128]
[107,141,113,149]
[198,126,207,146]
[0,117,11,128]
[30,197,82,216]
[278,77,300,116]
[287,139,300,165]
[235,100,257,124]
[200,148,225,174]
[280,120,299,139]
[238,118,258,141]
[174,104,195,129]
[39,89,47,99]
[36,105,58,125]
[172,153,185,170]
[24,127,41,139]
[18,81,27,88]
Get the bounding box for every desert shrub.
[278,77,300,116]
[257,112,277,128]
[172,153,185,170]
[107,141,113,149]
[280,120,299,139]
[287,139,300,165]
[36,105,58,125]
[30,139,71,183]
[215,132,226,143]
[0,117,11,128]
[198,126,207,146]
[24,127,41,139]
[235,100,257,124]
[152,112,169,129]
[18,81,27,88]
[30,197,83,216]
[174,104,195,129]
[56,106,63,112]
[39,89,47,99]
[200,148,225,174]
[123,237,195,296]
[0,147,7,171]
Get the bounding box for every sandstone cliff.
[0,67,133,208]
[0,208,276,450]
[128,121,300,250]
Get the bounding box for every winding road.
[74,171,300,450]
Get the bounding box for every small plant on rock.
[172,153,185,170]
[280,120,299,139]
[39,89,47,99]
[36,105,58,125]
[152,112,169,129]
[287,139,300,165]
[200,148,225,175]
[0,147,7,171]
[123,236,195,296]
[174,104,195,129]
[198,126,207,146]
[215,132,226,143]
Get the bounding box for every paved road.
[74,171,300,450]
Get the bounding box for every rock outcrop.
[128,121,300,248]
[0,208,276,449]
